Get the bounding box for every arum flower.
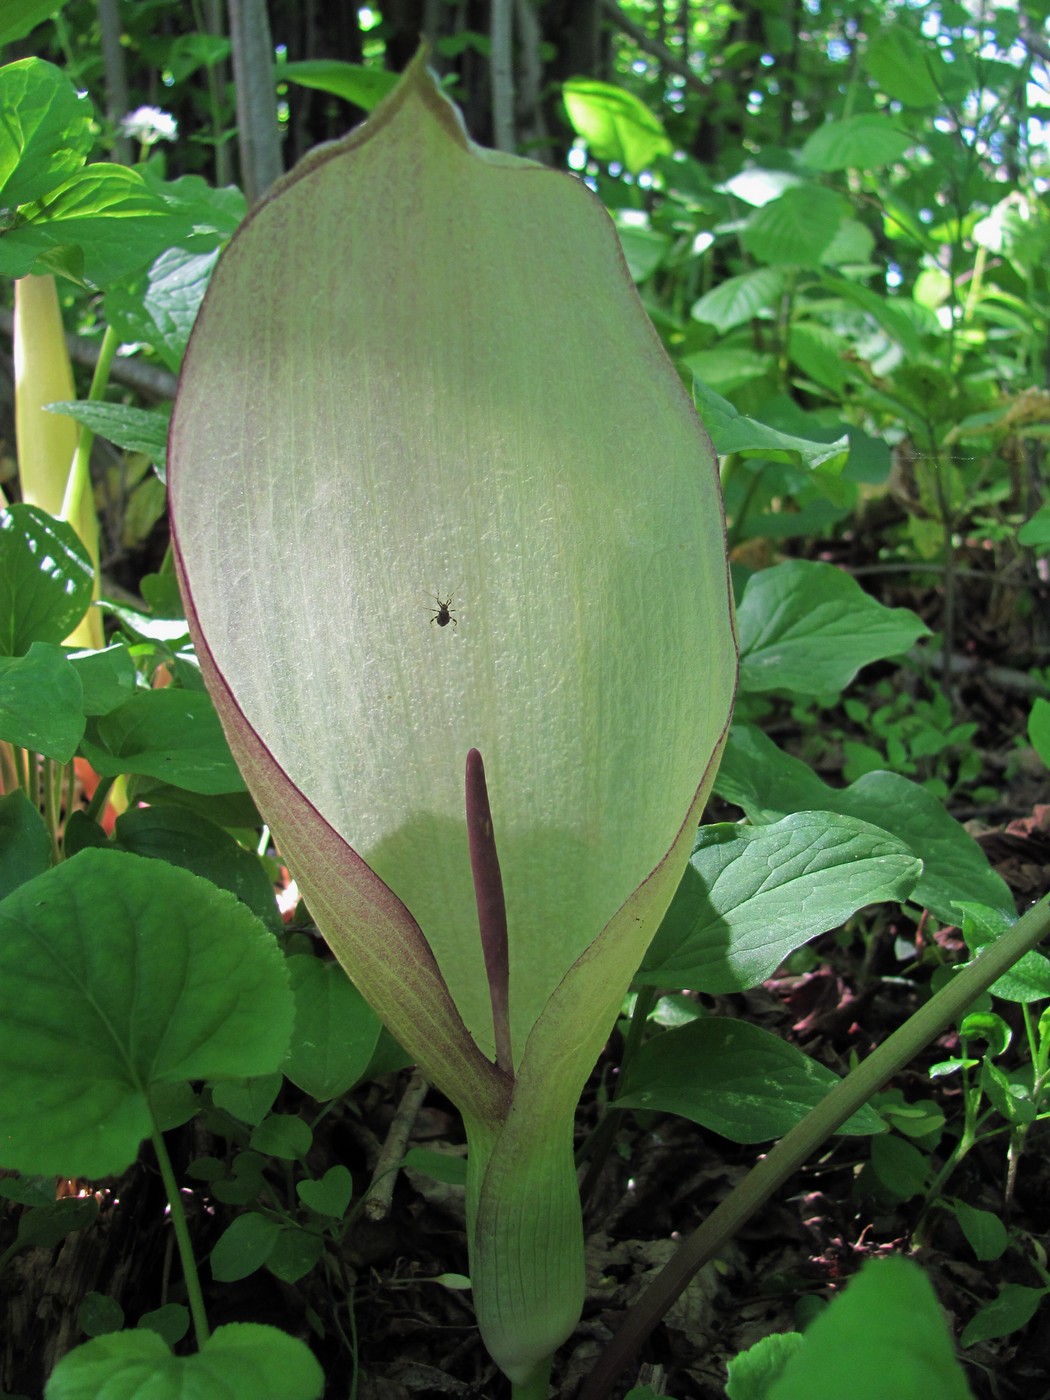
[169,51,736,1393]
[13,273,103,648]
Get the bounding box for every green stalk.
[149,1118,210,1349]
[59,322,120,528]
[511,1357,552,1400]
[579,892,1050,1400]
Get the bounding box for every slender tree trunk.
[228,0,283,203]
[491,0,515,151]
[97,0,132,164]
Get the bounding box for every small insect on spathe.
[429,591,458,630]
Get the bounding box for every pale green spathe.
[172,58,735,1065]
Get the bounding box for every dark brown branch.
[599,0,709,97]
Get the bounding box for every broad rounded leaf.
[692,267,786,334]
[865,25,949,108]
[0,503,94,656]
[768,1257,975,1400]
[0,642,84,761]
[113,803,281,930]
[78,687,246,793]
[802,115,912,171]
[0,849,292,1177]
[210,1212,283,1282]
[715,725,1014,921]
[741,185,847,267]
[561,78,672,172]
[0,789,51,898]
[44,1322,324,1400]
[638,812,920,993]
[736,559,930,695]
[283,955,383,1100]
[617,1017,884,1141]
[1,164,196,286]
[960,1282,1048,1348]
[0,58,92,207]
[279,58,399,112]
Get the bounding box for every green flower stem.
[149,1117,210,1349]
[579,892,1050,1400]
[41,757,60,863]
[510,1354,552,1400]
[59,321,119,528]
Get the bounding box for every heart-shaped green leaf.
[297,1165,352,1218]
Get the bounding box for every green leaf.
[44,1321,325,1399]
[736,560,930,695]
[210,1214,282,1282]
[638,812,919,993]
[615,219,670,283]
[616,1017,884,1142]
[47,400,170,471]
[77,1292,124,1338]
[403,1146,469,1186]
[278,59,398,112]
[66,643,137,717]
[1018,502,1050,550]
[0,58,92,207]
[250,1113,313,1160]
[692,267,786,333]
[0,503,94,656]
[212,1072,282,1125]
[986,948,1050,1004]
[767,1257,975,1400]
[683,348,773,395]
[0,789,52,898]
[961,1282,1048,1347]
[105,246,222,377]
[1028,696,1050,768]
[113,804,281,931]
[727,1332,804,1400]
[866,25,949,107]
[78,688,247,794]
[0,164,196,286]
[282,955,383,1100]
[15,1196,97,1250]
[820,274,925,358]
[869,1134,930,1199]
[266,1226,325,1284]
[692,383,849,472]
[137,1303,190,1346]
[561,78,672,172]
[0,642,84,761]
[788,323,853,395]
[715,726,1014,923]
[802,115,912,171]
[741,185,847,266]
[950,1200,1008,1262]
[297,1165,353,1218]
[0,849,293,1178]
